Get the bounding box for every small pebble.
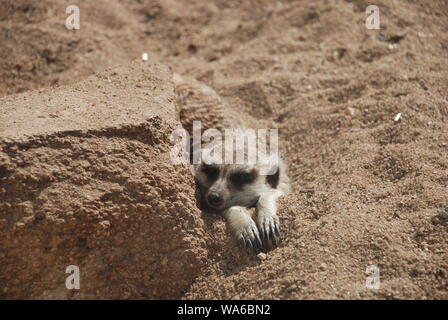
[345,106,356,116]
[257,252,267,260]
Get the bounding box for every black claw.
[249,230,262,254]
[263,229,271,250]
[251,239,260,254]
[268,226,275,241]
[239,236,247,248]
[272,235,278,247]
[265,225,271,241]
[255,233,263,252]
[273,223,278,235]
[246,237,254,251]
[258,223,264,239]
[261,228,267,243]
[255,241,261,254]
[275,224,281,239]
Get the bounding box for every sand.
[0,0,447,299]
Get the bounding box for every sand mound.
[0,61,209,299]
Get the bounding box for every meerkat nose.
[208,192,224,207]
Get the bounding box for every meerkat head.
[195,160,281,213]
[191,128,285,213]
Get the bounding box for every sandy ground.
[0,0,447,299]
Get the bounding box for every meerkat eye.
[230,171,256,187]
[202,165,219,180]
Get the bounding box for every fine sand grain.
[1,0,447,299]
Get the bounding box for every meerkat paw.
[236,218,264,254]
[255,212,281,251]
[225,207,263,254]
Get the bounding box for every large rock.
[0,60,208,299]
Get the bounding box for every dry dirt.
[1,0,447,299]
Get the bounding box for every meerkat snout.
[207,192,224,208]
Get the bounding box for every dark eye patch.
[201,165,220,181]
[229,170,256,188]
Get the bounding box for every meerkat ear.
[266,166,280,189]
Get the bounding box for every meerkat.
[173,73,290,253]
